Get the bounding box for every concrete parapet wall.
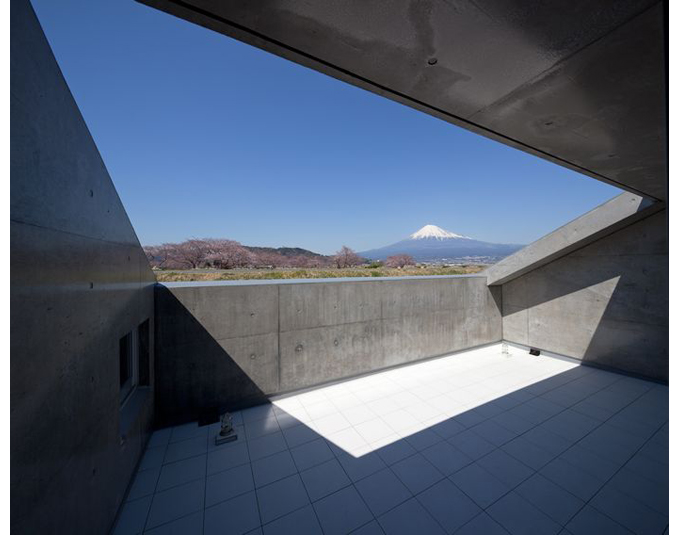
[155,276,501,425]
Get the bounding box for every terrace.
[11,1,668,534]
[116,344,668,535]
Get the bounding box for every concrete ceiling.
[139,0,667,201]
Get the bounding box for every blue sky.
[31,0,620,255]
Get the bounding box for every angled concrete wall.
[501,210,668,381]
[484,193,664,286]
[11,2,156,533]
[155,277,501,426]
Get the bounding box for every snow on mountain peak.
[409,224,470,240]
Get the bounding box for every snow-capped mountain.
[409,224,470,240]
[359,224,523,263]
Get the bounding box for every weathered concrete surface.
[140,0,667,200]
[502,210,668,381]
[485,193,665,286]
[154,285,276,426]
[155,277,501,425]
[11,2,155,533]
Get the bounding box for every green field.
[154,264,486,282]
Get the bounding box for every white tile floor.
[113,344,669,535]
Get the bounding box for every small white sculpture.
[215,412,238,445]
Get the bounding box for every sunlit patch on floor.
[272,344,580,457]
[119,343,667,535]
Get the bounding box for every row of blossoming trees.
[144,239,415,270]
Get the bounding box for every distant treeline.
[144,239,416,270]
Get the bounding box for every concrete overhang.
[483,192,665,286]
[139,0,667,200]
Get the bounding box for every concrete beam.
[138,0,666,200]
[484,193,664,286]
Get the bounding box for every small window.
[138,319,150,387]
[119,330,138,405]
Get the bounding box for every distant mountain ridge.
[145,226,522,269]
[244,246,327,259]
[359,224,523,263]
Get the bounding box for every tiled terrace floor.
[113,344,669,535]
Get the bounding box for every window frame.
[119,329,139,406]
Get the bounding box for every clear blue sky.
[31,0,621,255]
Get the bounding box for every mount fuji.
[358,224,524,263]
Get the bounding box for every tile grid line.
[161,397,651,534]
[137,366,597,501]
[554,416,669,534]
[283,348,565,412]
[139,434,169,532]
[131,353,664,534]
[287,443,333,534]
[245,429,265,532]
[118,368,556,526]
[463,379,664,534]
[247,362,625,533]
[446,372,652,533]
[140,363,605,532]
[338,360,631,532]
[308,458,384,535]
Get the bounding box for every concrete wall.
[484,193,663,286]
[11,2,156,533]
[501,210,668,381]
[155,277,501,426]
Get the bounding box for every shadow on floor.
[117,351,669,535]
[154,286,269,427]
